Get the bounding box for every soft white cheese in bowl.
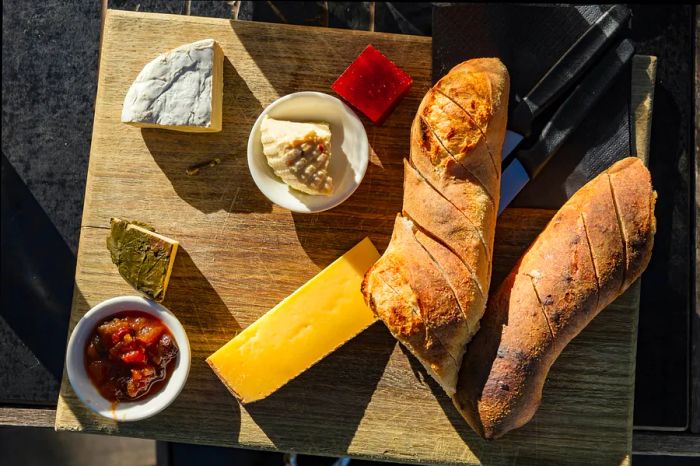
[247,92,369,213]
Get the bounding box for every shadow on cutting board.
[141,247,246,440]
[399,347,561,466]
[162,247,242,354]
[411,340,633,466]
[290,145,406,269]
[402,349,482,442]
[243,322,395,456]
[159,246,244,440]
[144,57,271,215]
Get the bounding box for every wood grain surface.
[632,432,700,456]
[0,407,56,428]
[55,10,638,465]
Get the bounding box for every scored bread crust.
[363,58,510,395]
[434,59,510,176]
[413,228,484,338]
[403,159,490,295]
[453,157,656,439]
[361,215,465,395]
[607,158,657,289]
[417,90,499,200]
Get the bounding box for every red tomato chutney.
[84,311,178,402]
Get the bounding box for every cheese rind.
[206,238,380,403]
[121,39,224,132]
[106,218,179,302]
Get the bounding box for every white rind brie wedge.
[121,39,224,132]
[260,116,333,195]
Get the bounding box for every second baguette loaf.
[452,157,656,439]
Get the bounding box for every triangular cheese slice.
[260,116,333,195]
[121,39,224,132]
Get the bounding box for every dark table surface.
[1,0,698,459]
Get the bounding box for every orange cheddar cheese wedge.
[206,238,380,403]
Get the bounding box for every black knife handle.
[517,38,635,179]
[509,5,631,138]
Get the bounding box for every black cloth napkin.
[433,4,631,208]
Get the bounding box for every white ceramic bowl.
[247,91,369,213]
[66,296,191,422]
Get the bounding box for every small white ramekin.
[247,91,369,213]
[65,295,191,422]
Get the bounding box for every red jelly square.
[332,44,413,125]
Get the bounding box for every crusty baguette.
[363,58,510,395]
[361,215,464,395]
[453,157,656,439]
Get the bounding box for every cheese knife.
[501,4,631,159]
[498,38,635,215]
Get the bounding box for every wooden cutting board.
[55,10,638,466]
